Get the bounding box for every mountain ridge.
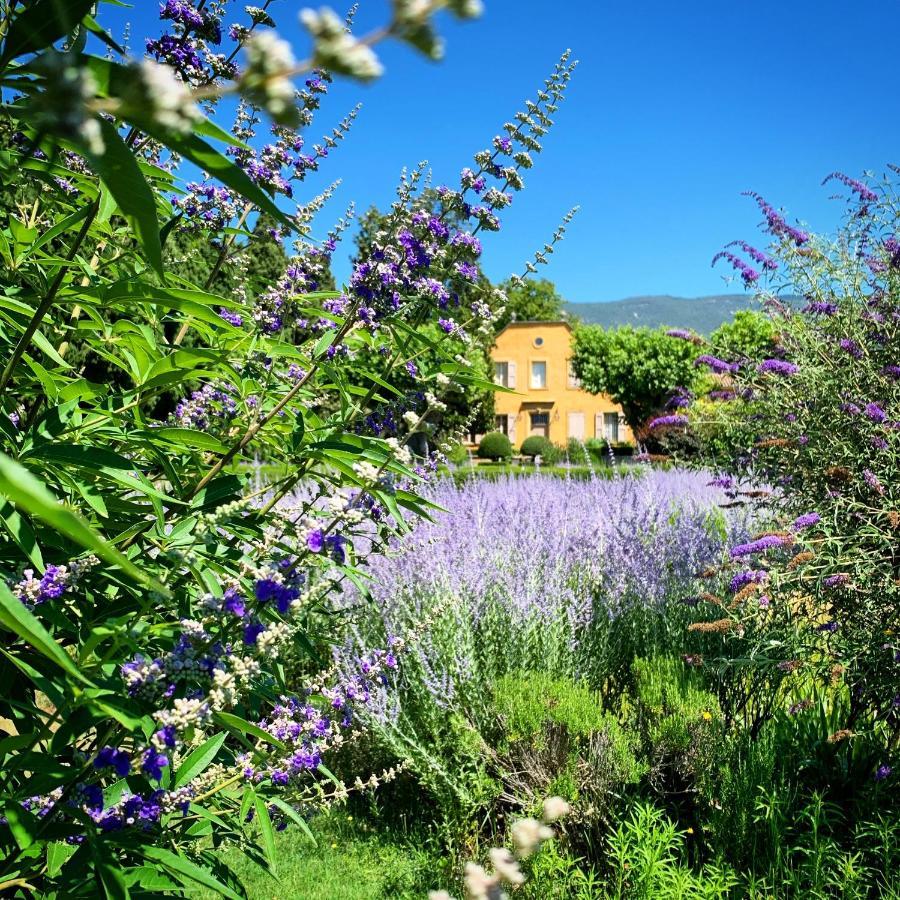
[563,293,796,334]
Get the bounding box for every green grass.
[202,811,441,900]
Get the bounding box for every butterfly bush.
[0,0,581,892]
[672,169,900,757]
[328,469,751,789]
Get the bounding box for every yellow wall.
[490,322,631,447]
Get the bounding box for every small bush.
[520,435,556,460]
[478,431,513,460]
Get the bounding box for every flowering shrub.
[669,169,900,758]
[0,0,580,892]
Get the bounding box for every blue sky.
[106,0,899,303]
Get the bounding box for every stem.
[0,198,99,396]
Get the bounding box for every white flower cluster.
[385,437,413,466]
[130,60,202,134]
[300,7,383,81]
[240,31,298,125]
[154,697,213,738]
[430,797,571,900]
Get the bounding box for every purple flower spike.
[648,414,689,430]
[757,359,799,376]
[792,512,821,531]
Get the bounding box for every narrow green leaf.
[90,119,163,278]
[252,792,277,872]
[0,452,166,593]
[96,856,131,900]
[174,732,226,788]
[150,427,229,454]
[142,847,242,900]
[0,498,44,569]
[3,802,38,850]
[268,797,317,846]
[214,712,286,751]
[0,581,90,683]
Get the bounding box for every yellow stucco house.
[490,321,631,447]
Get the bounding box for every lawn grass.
[202,811,441,899]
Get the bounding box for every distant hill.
[564,294,799,335]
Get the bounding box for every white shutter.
[509,414,517,445]
[507,360,517,389]
[595,414,603,438]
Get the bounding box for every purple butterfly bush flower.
[822,171,878,204]
[648,414,689,430]
[695,354,738,374]
[864,402,887,423]
[791,512,821,531]
[743,192,810,246]
[730,534,790,558]
[730,570,768,593]
[757,359,799,376]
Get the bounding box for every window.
[530,360,547,389]
[567,361,580,389]
[495,414,509,436]
[603,412,620,443]
[530,412,549,437]
[533,335,545,348]
[494,361,508,387]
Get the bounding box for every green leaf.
[142,847,242,900]
[96,855,131,900]
[174,732,226,788]
[150,427,229,454]
[252,792,277,872]
[46,840,76,877]
[0,581,90,683]
[0,453,166,594]
[89,119,163,279]
[0,498,44,569]
[3,802,39,850]
[0,0,95,63]
[214,712,286,751]
[268,797,316,846]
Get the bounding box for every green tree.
[571,325,699,434]
[494,276,568,333]
[709,309,777,362]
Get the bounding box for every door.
[567,412,585,440]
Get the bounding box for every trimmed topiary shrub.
[520,435,555,460]
[478,431,513,460]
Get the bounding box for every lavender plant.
[666,169,900,760]
[0,0,579,893]
[329,469,750,810]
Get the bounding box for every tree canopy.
[494,277,568,333]
[571,325,699,433]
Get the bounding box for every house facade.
[490,321,631,447]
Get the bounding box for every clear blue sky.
[104,0,900,303]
